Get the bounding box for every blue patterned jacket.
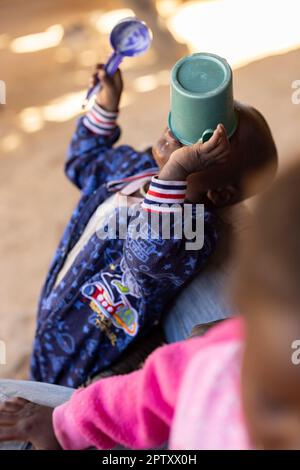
[30,115,219,387]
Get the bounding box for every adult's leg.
[0,380,74,450]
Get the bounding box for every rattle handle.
[82,52,123,108]
[105,51,123,75]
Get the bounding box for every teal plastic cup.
[168,53,237,145]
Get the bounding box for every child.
[1,161,300,450]
[30,63,277,388]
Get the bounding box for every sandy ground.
[0,0,299,379]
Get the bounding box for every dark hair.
[231,102,278,198]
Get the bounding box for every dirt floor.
[0,0,299,379]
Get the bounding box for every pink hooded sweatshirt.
[53,317,251,450]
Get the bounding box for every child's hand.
[159,124,231,181]
[0,397,61,450]
[91,64,123,112]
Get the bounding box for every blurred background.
[0,0,299,379]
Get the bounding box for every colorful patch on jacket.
[81,274,139,337]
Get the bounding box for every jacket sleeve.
[53,338,203,450]
[65,103,123,193]
[122,176,219,306]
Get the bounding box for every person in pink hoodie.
[1,161,300,450]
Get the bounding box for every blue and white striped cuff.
[83,103,118,136]
[142,176,187,213]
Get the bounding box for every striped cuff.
[83,102,118,136]
[142,176,187,213]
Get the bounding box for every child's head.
[152,101,278,206]
[234,163,300,449]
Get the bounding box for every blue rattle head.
[83,17,152,107]
[105,17,152,76]
[110,17,152,57]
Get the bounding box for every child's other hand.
[153,127,183,168]
[159,124,231,181]
[91,63,123,112]
[0,397,61,450]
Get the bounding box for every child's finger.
[99,67,122,87]
[0,402,22,413]
[206,143,230,160]
[201,125,223,151]
[97,70,116,90]
[0,397,28,412]
[0,402,26,424]
[98,68,106,81]
[206,125,229,154]
[189,135,214,159]
[213,136,230,157]
[0,425,23,442]
[89,72,99,87]
[113,68,123,85]
[94,64,104,81]
[0,411,19,425]
[217,124,229,144]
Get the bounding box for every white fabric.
[54,177,151,287]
